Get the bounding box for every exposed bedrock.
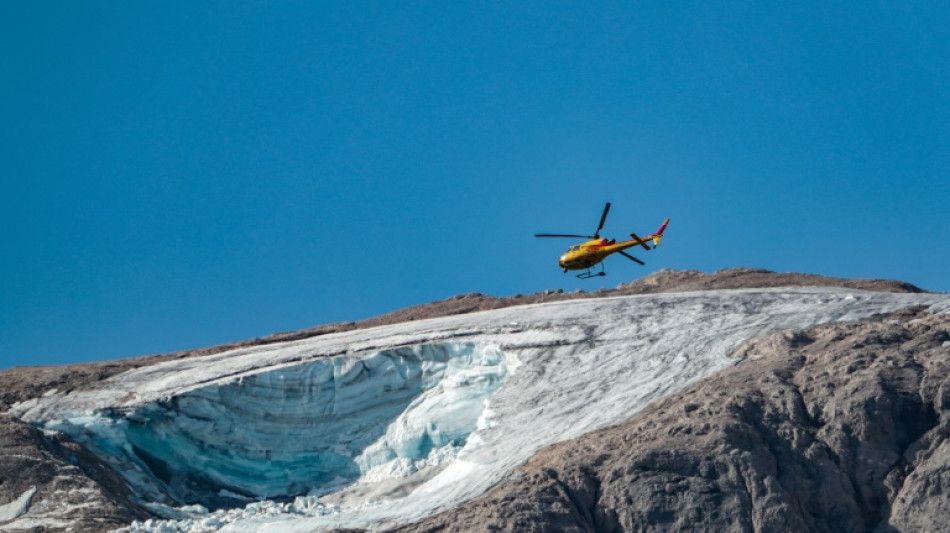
[394,307,950,533]
[49,343,510,510]
[0,415,151,532]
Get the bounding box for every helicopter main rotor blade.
[629,231,652,250]
[618,250,645,265]
[594,202,611,238]
[535,233,592,238]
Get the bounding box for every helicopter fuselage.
[558,238,646,270]
[536,201,669,278]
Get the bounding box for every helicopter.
[535,202,670,279]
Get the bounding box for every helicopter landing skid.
[576,265,606,279]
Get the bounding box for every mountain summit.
[1,269,948,532]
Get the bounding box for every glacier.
[36,343,511,510]
[10,287,950,532]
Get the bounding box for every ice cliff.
[6,286,950,532]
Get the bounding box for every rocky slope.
[0,268,944,532]
[392,306,950,533]
[0,415,151,531]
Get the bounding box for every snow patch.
[0,486,36,522]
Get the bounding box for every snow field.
[10,288,950,532]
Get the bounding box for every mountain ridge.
[0,268,944,532]
[0,268,925,413]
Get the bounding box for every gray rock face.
[393,307,950,532]
[0,415,150,532]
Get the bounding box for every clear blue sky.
[3,2,948,369]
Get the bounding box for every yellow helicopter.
[536,202,670,279]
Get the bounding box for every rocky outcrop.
[0,415,150,532]
[393,306,950,532]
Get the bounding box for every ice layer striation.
[27,344,510,509]
[10,288,950,532]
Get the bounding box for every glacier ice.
[10,288,950,532]
[34,343,511,509]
